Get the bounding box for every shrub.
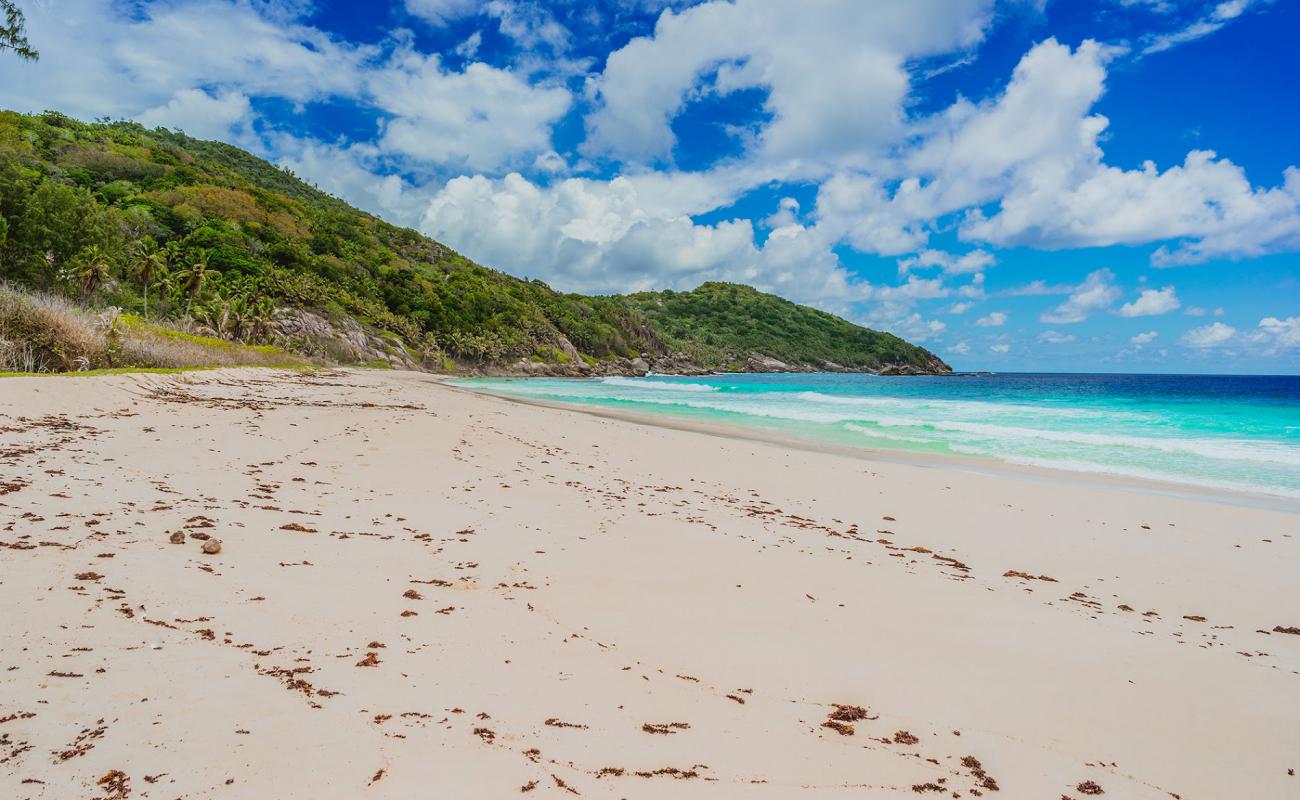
[0,283,304,373]
[0,284,101,371]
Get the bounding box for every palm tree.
[243,295,275,342]
[196,284,257,340]
[74,245,113,300]
[218,289,243,340]
[130,239,165,316]
[181,250,219,316]
[193,298,229,338]
[150,263,176,308]
[156,242,183,307]
[161,241,183,269]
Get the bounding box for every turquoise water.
[452,373,1300,500]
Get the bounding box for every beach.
[1,367,1297,798]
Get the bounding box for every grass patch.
[529,345,572,365]
[0,365,314,378]
[121,315,296,358]
[0,366,194,378]
[0,284,307,375]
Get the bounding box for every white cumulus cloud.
[419,171,863,301]
[583,0,994,166]
[1180,321,1237,348]
[136,88,253,142]
[1118,286,1180,317]
[1249,316,1300,351]
[897,249,995,275]
[369,51,571,172]
[1040,269,1121,324]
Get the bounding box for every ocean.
[452,372,1300,501]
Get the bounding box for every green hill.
[620,282,949,373]
[0,109,949,376]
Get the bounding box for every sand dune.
[1,368,1296,799]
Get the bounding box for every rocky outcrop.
[487,351,712,378]
[746,353,791,372]
[271,309,433,370]
[646,353,713,376]
[881,351,952,376]
[876,363,932,376]
[739,351,951,376]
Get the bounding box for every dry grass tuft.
[0,284,305,374]
[0,286,102,372]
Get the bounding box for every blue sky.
[2,0,1297,373]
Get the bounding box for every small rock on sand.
[169,531,186,544]
[201,538,223,555]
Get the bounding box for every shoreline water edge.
[450,371,1300,507]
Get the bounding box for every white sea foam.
[599,377,719,392]
[504,388,1300,466]
[896,419,1300,467]
[840,423,932,446]
[992,453,1300,500]
[791,391,1131,422]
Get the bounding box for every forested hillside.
[0,110,949,375]
[621,283,950,373]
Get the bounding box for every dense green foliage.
[621,282,946,371]
[0,109,945,373]
[0,109,659,364]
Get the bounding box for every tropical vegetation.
[621,282,944,371]
[0,109,946,375]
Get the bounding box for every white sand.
[1,368,1296,799]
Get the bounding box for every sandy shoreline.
[442,379,1300,513]
[2,368,1297,798]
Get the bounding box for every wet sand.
[1,368,1297,799]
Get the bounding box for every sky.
[2,0,1298,373]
